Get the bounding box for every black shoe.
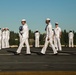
[54,53,58,55]
[37,52,45,55]
[14,52,21,55]
[57,51,62,53]
[25,54,31,56]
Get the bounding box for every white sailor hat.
[55,22,58,25]
[21,19,26,22]
[46,18,50,21]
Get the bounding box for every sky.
[0,0,76,33]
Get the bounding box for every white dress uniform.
[5,29,10,48]
[41,23,57,54]
[54,27,62,51]
[2,29,6,49]
[35,31,40,47]
[16,24,31,54]
[0,29,2,50]
[69,31,74,47]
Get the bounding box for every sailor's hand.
[47,38,50,41]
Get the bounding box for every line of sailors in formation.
[15,18,74,55]
[0,28,10,50]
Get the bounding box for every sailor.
[5,28,10,48]
[15,19,31,55]
[40,18,58,55]
[0,28,2,50]
[68,31,74,47]
[54,22,62,51]
[2,28,6,49]
[35,30,40,47]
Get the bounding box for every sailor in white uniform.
[0,28,2,50]
[15,19,31,55]
[40,18,58,55]
[69,31,74,47]
[35,30,40,47]
[5,28,10,48]
[54,22,62,51]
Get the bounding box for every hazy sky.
[0,0,76,33]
